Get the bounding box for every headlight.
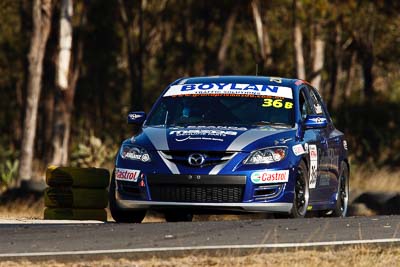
[120,145,151,162]
[244,147,287,164]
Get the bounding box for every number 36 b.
[262,99,293,109]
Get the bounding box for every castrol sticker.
[115,168,140,182]
[251,170,289,184]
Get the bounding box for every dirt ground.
[0,246,399,267]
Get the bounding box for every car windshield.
[145,95,295,127]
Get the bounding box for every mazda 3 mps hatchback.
[109,76,350,222]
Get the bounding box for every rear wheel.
[289,160,309,218]
[332,162,349,217]
[164,211,193,222]
[109,170,146,223]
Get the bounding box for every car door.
[298,87,330,203]
[306,86,339,202]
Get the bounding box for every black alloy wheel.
[332,162,349,217]
[290,160,309,218]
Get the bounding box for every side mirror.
[127,111,146,125]
[304,115,328,129]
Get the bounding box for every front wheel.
[289,160,310,218]
[332,162,349,217]
[109,170,146,223]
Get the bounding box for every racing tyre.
[46,166,110,188]
[44,187,108,209]
[332,162,349,217]
[164,211,193,222]
[44,208,107,221]
[289,160,309,218]
[109,170,146,223]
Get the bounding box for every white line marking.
[1,238,399,258]
[0,219,104,224]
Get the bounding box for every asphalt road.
[0,215,399,258]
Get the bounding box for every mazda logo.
[188,153,205,166]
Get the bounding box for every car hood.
[130,125,297,152]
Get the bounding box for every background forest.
[1,0,400,189]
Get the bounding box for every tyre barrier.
[44,166,110,221]
[44,208,107,221]
[44,187,108,209]
[46,165,110,188]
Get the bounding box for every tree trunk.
[292,0,306,80]
[327,23,341,109]
[360,44,374,99]
[344,52,356,101]
[118,0,143,111]
[310,24,325,91]
[217,5,238,73]
[12,79,24,150]
[135,0,143,110]
[56,0,73,90]
[50,0,85,166]
[17,0,53,183]
[251,0,272,71]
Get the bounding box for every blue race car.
[109,76,350,222]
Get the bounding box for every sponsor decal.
[170,129,237,137]
[309,117,326,124]
[115,168,140,182]
[175,136,224,142]
[343,140,348,150]
[251,170,289,184]
[163,83,293,99]
[292,144,306,156]
[170,129,237,142]
[309,145,318,189]
[128,113,143,120]
[304,143,309,153]
[186,125,247,131]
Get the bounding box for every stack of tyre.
[44,166,110,221]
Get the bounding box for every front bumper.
[115,171,295,213]
[116,198,293,213]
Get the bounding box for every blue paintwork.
[115,76,349,212]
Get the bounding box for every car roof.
[173,75,307,89]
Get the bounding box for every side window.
[307,86,325,115]
[299,89,314,120]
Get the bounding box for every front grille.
[150,185,244,203]
[160,151,235,167]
